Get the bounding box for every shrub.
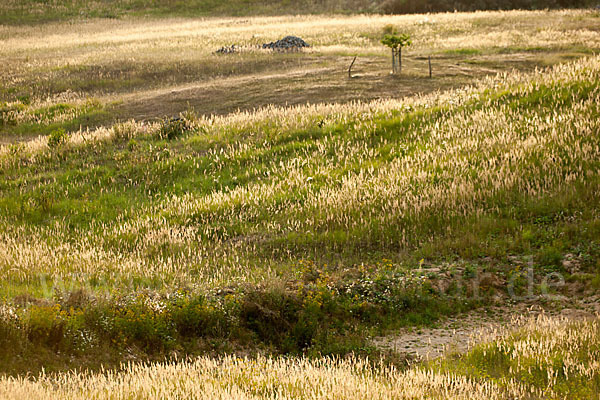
[0,306,23,352]
[169,295,227,337]
[111,296,175,352]
[25,305,66,349]
[47,128,68,148]
[538,246,563,268]
[381,33,411,73]
[156,117,194,140]
[240,288,303,347]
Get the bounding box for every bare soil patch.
[112,52,564,123]
[373,301,599,360]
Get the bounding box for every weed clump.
[112,120,139,141]
[156,117,194,140]
[47,128,68,148]
[538,245,563,268]
[0,101,26,126]
[127,138,138,151]
[25,305,66,350]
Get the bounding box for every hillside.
[1,52,599,374]
[0,8,599,396]
[3,10,599,145]
[0,0,595,24]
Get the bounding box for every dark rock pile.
[262,36,310,51]
[215,36,310,54]
[216,45,239,54]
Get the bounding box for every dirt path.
[110,56,435,122]
[0,50,582,148]
[110,53,531,122]
[1,51,575,145]
[373,301,599,360]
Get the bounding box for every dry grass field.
[1,6,600,398]
[2,10,599,143]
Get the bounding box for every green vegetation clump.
[47,128,68,148]
[157,117,194,140]
[0,266,478,372]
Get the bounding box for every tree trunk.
[391,48,395,73]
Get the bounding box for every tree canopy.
[381,33,412,50]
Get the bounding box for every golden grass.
[2,9,599,144]
[0,315,596,399]
[2,10,598,53]
[1,54,599,290]
[1,10,599,102]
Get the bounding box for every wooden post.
[398,47,402,74]
[348,55,357,78]
[428,55,432,78]
[391,48,396,73]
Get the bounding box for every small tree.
[381,33,411,74]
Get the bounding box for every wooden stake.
[348,55,357,78]
[398,47,402,74]
[428,55,432,78]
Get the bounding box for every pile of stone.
[216,45,239,54]
[262,36,310,51]
[215,36,310,54]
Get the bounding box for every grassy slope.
[0,0,381,24]
[0,6,598,393]
[0,56,599,375]
[2,11,599,143]
[1,0,595,25]
[1,56,599,290]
